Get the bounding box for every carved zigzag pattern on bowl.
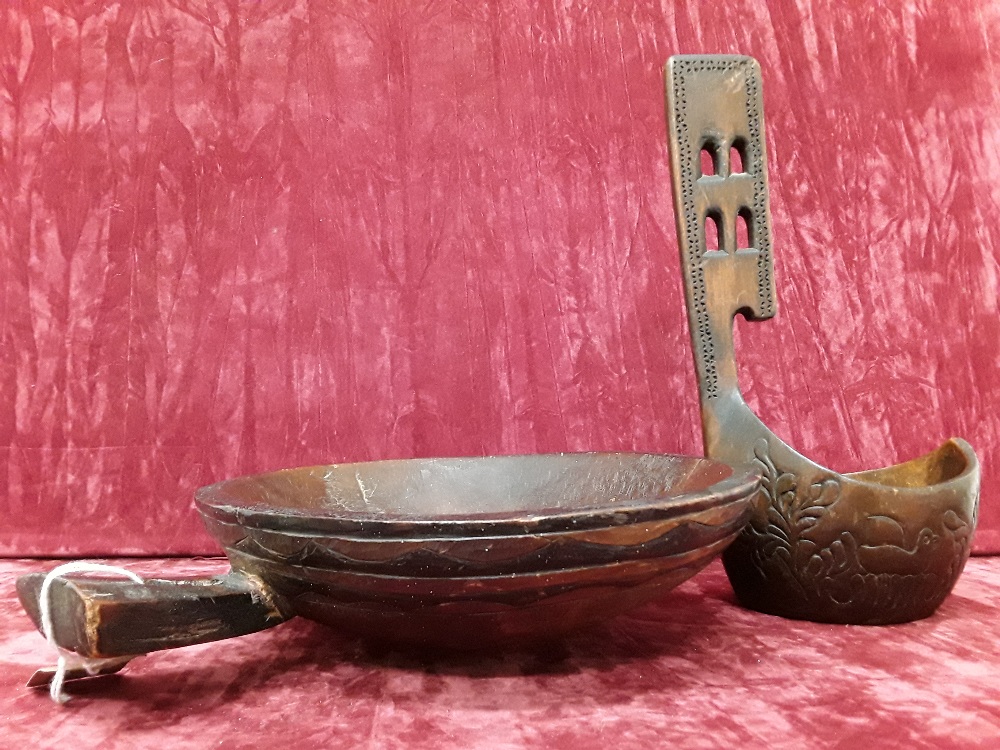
[225,513,746,577]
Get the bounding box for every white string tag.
[37,562,145,704]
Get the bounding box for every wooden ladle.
[664,55,980,624]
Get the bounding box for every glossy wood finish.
[665,55,981,624]
[18,454,759,658]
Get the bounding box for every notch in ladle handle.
[17,570,290,661]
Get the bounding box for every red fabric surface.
[2,558,999,748]
[1,1,999,555]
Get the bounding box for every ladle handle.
[664,55,776,403]
[16,569,290,660]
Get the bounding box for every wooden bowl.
[19,454,760,658]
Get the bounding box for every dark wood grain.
[17,571,290,658]
[19,453,758,657]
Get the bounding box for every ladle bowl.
[717,419,978,624]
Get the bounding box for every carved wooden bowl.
[721,438,980,624]
[19,453,760,660]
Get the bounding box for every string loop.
[38,562,144,704]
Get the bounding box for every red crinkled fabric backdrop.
[1,0,998,556]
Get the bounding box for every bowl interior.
[196,453,736,524]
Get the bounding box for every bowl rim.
[194,452,761,539]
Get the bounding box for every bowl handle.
[16,569,291,664]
